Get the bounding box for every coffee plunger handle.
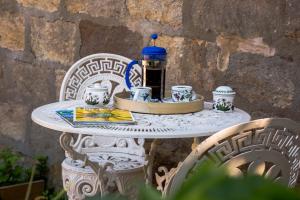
[151,33,158,46]
[125,60,139,89]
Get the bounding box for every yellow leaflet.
[74,107,134,123]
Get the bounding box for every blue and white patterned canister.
[212,86,236,112]
[84,83,110,106]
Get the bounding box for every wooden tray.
[114,92,204,114]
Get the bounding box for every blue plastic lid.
[142,46,167,56]
[141,34,167,56]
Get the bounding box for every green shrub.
[101,162,300,200]
[0,148,48,187]
[172,162,300,200]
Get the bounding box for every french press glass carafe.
[125,34,167,100]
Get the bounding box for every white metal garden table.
[31,100,251,195]
[32,100,250,138]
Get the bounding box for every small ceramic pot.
[212,86,236,112]
[84,83,110,106]
[171,85,195,102]
[130,87,152,102]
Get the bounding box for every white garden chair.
[59,53,145,199]
[156,118,300,197]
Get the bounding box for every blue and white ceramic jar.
[212,86,236,112]
[84,83,110,106]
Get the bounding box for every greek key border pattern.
[200,127,300,186]
[64,58,141,100]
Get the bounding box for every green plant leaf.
[0,148,49,187]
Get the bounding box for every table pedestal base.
[60,133,116,197]
[62,159,100,199]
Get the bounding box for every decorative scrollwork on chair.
[155,162,183,196]
[60,132,115,197]
[160,118,300,197]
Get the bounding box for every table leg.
[192,137,200,150]
[59,132,115,196]
[145,139,160,185]
[192,137,208,150]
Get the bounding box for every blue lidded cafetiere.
[125,34,167,100]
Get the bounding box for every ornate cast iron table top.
[32,100,251,139]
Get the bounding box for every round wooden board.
[113,92,204,114]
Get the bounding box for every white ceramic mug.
[171,85,196,102]
[84,83,110,106]
[130,87,152,102]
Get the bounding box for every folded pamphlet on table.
[56,107,136,128]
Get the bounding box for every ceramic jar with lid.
[84,83,110,106]
[212,86,236,112]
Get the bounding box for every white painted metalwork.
[60,133,145,199]
[32,100,251,198]
[57,53,144,199]
[32,101,251,138]
[155,118,300,197]
[59,53,142,102]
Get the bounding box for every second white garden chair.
[156,118,300,197]
[59,53,145,199]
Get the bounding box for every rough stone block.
[0,12,24,51]
[225,53,295,110]
[156,35,218,95]
[180,39,220,96]
[154,138,193,170]
[31,17,76,65]
[28,124,64,188]
[0,0,18,12]
[184,0,286,41]
[0,60,56,105]
[66,0,127,18]
[155,35,185,91]
[216,35,276,71]
[127,0,183,30]
[17,0,60,12]
[0,103,28,141]
[285,0,300,30]
[55,69,66,99]
[79,20,143,59]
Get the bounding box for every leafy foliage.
[100,162,300,200]
[0,148,48,187]
[39,188,68,200]
[0,148,69,199]
[172,162,300,200]
[34,155,48,181]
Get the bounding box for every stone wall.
[0,0,299,188]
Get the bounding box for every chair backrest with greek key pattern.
[164,118,300,196]
[59,53,144,158]
[59,53,142,102]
